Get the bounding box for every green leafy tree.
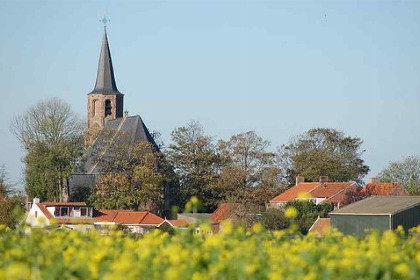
[0,196,25,229]
[167,121,223,212]
[285,200,333,234]
[90,141,166,213]
[217,131,283,205]
[10,98,85,201]
[261,208,289,230]
[278,128,369,185]
[0,165,14,199]
[379,156,420,195]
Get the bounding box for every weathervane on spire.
[100,16,110,28]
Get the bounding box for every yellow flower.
[285,207,298,219]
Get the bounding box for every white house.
[26,198,95,231]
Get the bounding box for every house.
[361,177,408,196]
[210,203,250,232]
[308,217,331,236]
[26,198,95,231]
[330,196,420,237]
[159,219,189,229]
[94,209,164,234]
[269,176,360,209]
[26,198,179,234]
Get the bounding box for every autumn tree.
[278,128,369,185]
[166,121,222,211]
[10,98,85,201]
[217,131,283,206]
[89,137,170,213]
[379,156,420,195]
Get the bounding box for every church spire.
[90,26,121,95]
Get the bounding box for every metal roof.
[89,27,121,95]
[330,196,420,215]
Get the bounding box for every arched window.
[105,100,112,117]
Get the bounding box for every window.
[60,207,68,216]
[81,208,87,217]
[35,211,38,218]
[92,100,99,116]
[105,100,112,117]
[54,208,60,216]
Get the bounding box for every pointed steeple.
[90,27,121,95]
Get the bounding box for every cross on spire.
[100,16,110,29]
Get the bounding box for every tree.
[285,200,333,234]
[278,128,369,185]
[90,140,166,213]
[261,208,289,230]
[166,121,223,211]
[379,156,420,195]
[0,196,25,229]
[0,165,14,199]
[217,131,283,205]
[10,98,85,201]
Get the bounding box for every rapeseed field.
[0,222,419,279]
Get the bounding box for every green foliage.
[25,140,84,201]
[167,121,223,211]
[379,156,420,195]
[285,200,333,234]
[279,128,369,185]
[90,141,165,213]
[0,196,25,229]
[260,208,289,230]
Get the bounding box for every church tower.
[87,27,124,142]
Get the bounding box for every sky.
[0,0,419,188]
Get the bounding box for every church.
[69,27,174,214]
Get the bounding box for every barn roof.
[330,196,420,215]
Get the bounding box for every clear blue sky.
[1,0,419,188]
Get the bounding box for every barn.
[330,196,420,237]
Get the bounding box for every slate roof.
[89,27,121,95]
[270,182,359,203]
[330,196,420,215]
[84,115,159,174]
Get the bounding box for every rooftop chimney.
[369,177,379,184]
[296,176,305,185]
[33,197,40,204]
[319,176,329,184]
[124,110,129,118]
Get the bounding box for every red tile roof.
[210,203,242,223]
[167,220,189,227]
[270,182,359,204]
[309,217,331,235]
[270,183,319,202]
[361,183,408,196]
[94,209,163,225]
